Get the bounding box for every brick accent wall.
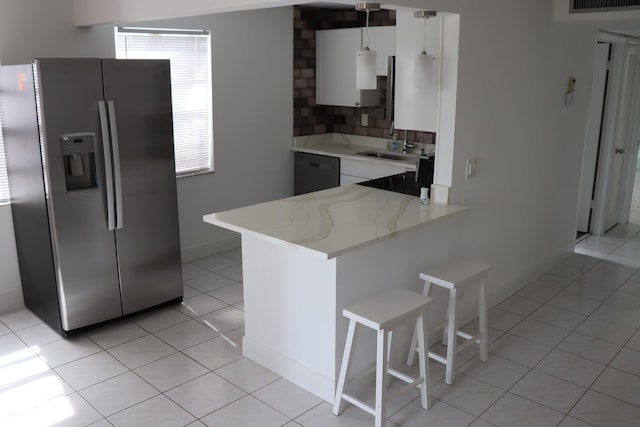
[293,6,435,145]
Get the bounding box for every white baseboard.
[180,236,241,262]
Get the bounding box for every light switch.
[465,158,477,180]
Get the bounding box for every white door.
[605,45,640,230]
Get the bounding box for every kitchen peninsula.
[203,185,467,402]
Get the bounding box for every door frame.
[587,32,640,235]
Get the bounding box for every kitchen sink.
[356,150,416,161]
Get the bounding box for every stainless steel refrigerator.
[0,58,183,335]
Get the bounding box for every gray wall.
[0,0,293,313]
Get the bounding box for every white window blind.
[115,27,213,175]
[0,119,9,204]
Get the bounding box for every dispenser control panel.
[60,132,98,191]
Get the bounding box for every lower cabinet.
[294,152,340,195]
[340,158,413,185]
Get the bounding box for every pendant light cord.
[422,16,427,55]
[364,9,370,50]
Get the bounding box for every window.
[115,26,213,176]
[0,124,8,204]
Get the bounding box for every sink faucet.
[402,130,414,154]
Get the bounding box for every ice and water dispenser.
[60,133,97,191]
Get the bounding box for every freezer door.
[34,59,123,331]
[101,59,183,314]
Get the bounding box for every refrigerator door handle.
[98,101,116,231]
[107,100,124,230]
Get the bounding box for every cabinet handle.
[310,162,320,167]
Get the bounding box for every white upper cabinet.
[394,11,441,132]
[316,26,395,107]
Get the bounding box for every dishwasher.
[294,152,340,195]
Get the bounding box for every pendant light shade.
[414,51,433,89]
[356,48,377,89]
[355,2,380,90]
[414,10,437,90]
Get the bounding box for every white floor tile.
[457,354,529,390]
[215,358,279,393]
[389,398,476,427]
[592,367,640,407]
[182,331,243,371]
[496,295,542,317]
[55,352,128,390]
[2,392,103,427]
[625,329,640,351]
[591,303,640,328]
[0,310,43,332]
[488,334,551,367]
[570,390,640,426]
[177,294,228,318]
[516,282,561,303]
[185,272,235,293]
[165,372,246,418]
[107,335,177,369]
[107,394,196,427]
[295,402,397,427]
[557,416,593,427]
[486,308,524,332]
[131,306,191,333]
[530,273,574,292]
[134,352,208,392]
[574,316,636,345]
[606,291,640,311]
[14,322,62,347]
[109,395,195,427]
[481,392,564,427]
[510,370,586,413]
[37,336,102,368]
[610,347,640,377]
[547,291,602,315]
[208,282,244,305]
[181,263,211,281]
[563,280,618,302]
[535,349,606,388]
[529,304,586,330]
[253,378,323,419]
[200,395,289,427]
[508,317,570,347]
[86,320,149,349]
[557,332,621,365]
[199,306,245,335]
[154,319,219,351]
[217,264,243,282]
[79,372,159,417]
[431,373,504,416]
[191,254,239,272]
[0,321,10,336]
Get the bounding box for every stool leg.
[416,312,431,409]
[445,288,458,385]
[407,281,432,366]
[333,320,359,416]
[479,276,488,362]
[375,328,390,427]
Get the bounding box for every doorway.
[577,34,640,237]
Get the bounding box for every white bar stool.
[333,290,432,427]
[407,260,491,385]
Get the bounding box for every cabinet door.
[394,11,440,132]
[316,28,378,107]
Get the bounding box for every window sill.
[177,168,215,179]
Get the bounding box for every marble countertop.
[292,133,436,170]
[203,184,467,259]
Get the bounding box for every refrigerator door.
[101,59,183,314]
[34,59,123,331]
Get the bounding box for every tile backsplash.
[293,6,435,146]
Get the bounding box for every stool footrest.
[457,330,475,341]
[455,334,480,353]
[428,351,447,365]
[387,376,425,403]
[340,393,375,416]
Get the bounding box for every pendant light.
[355,2,380,90]
[414,10,437,89]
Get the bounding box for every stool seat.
[419,260,491,290]
[408,260,491,386]
[344,290,433,330]
[334,290,432,427]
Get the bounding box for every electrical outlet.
[465,158,477,180]
[361,113,368,127]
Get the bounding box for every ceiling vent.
[571,0,640,12]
